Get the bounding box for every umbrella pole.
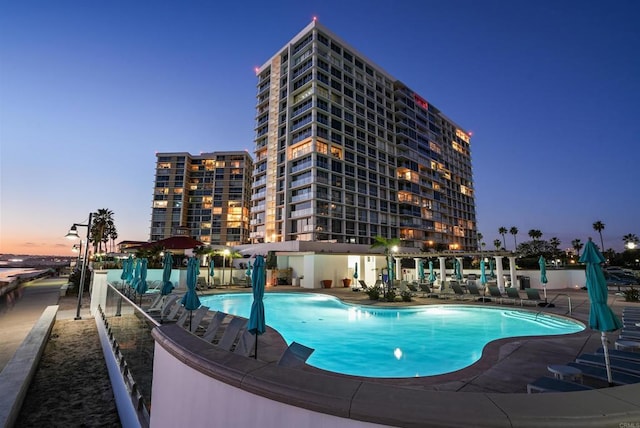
[601,332,614,386]
[254,334,258,360]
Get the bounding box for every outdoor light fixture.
[66,212,92,320]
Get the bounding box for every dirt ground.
[14,298,121,428]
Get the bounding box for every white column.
[508,256,518,290]
[494,256,505,292]
[413,258,421,281]
[394,257,401,281]
[438,256,447,290]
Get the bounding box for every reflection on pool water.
[199,293,584,378]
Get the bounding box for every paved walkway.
[0,276,90,372]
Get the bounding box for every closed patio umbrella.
[428,260,436,283]
[480,259,488,286]
[353,262,358,280]
[125,255,134,285]
[248,255,266,359]
[580,238,623,386]
[489,258,495,278]
[161,252,174,296]
[418,261,424,282]
[130,258,141,297]
[135,258,149,304]
[181,257,201,331]
[209,261,215,288]
[455,259,463,280]
[120,257,129,286]
[539,256,548,301]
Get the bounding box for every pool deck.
[199,284,630,393]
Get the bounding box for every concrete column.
[494,256,505,291]
[508,256,518,290]
[90,270,108,317]
[413,258,422,281]
[394,257,401,281]
[438,256,447,290]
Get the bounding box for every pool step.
[502,310,575,329]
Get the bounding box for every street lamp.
[222,248,230,285]
[71,242,82,268]
[66,212,92,320]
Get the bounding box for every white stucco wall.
[149,344,386,428]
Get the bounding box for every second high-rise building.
[252,20,477,251]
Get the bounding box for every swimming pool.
[199,293,584,378]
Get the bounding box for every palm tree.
[592,220,605,251]
[498,227,508,250]
[476,232,484,251]
[571,239,583,258]
[623,233,639,249]
[528,229,542,241]
[109,230,118,253]
[371,236,401,295]
[509,227,519,250]
[91,208,115,255]
[493,239,502,250]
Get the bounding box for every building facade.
[251,21,477,250]
[151,151,253,246]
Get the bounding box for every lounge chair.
[177,305,210,333]
[575,353,640,375]
[164,300,186,323]
[277,341,315,369]
[217,317,246,351]
[487,286,504,303]
[407,282,419,294]
[527,376,593,393]
[467,283,491,302]
[567,362,640,386]
[201,311,228,343]
[234,330,256,357]
[451,284,472,301]
[419,283,439,298]
[524,288,545,305]
[505,287,523,306]
[146,293,164,313]
[358,280,369,291]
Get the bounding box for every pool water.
[199,293,584,378]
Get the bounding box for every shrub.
[400,290,412,302]
[623,286,639,302]
[385,289,397,302]
[365,287,380,301]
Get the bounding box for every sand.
[14,318,121,427]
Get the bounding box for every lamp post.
[222,248,230,286]
[66,212,92,320]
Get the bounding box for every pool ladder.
[535,293,572,320]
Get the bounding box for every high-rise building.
[251,21,476,250]
[151,151,253,246]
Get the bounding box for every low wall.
[150,323,640,428]
[0,305,58,428]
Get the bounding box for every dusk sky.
[1,0,639,256]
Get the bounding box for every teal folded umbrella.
[248,255,266,359]
[161,252,174,295]
[580,238,623,386]
[181,257,201,331]
[539,256,548,301]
